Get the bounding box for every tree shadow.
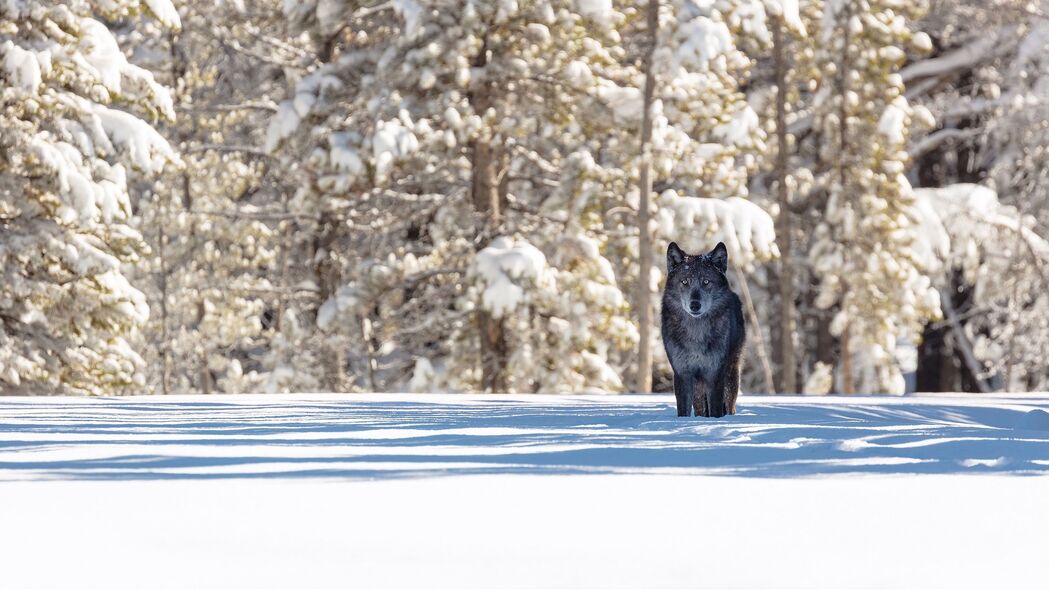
[1,396,1048,480]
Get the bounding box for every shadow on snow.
[1,397,1048,480]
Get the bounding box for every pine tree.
[267,0,644,392]
[809,0,940,393]
[0,0,179,393]
[129,0,300,394]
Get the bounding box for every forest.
[2,0,1048,395]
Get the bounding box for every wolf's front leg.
[673,372,690,417]
[692,378,708,418]
[724,352,742,415]
[706,371,727,418]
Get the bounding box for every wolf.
[661,242,745,418]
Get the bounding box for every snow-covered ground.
[2,393,1048,589]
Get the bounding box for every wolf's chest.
[664,323,727,375]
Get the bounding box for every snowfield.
[2,393,1048,589]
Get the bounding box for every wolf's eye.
[681,279,689,286]
[702,279,710,286]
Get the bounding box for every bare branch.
[940,291,995,393]
[909,127,982,160]
[183,144,273,158]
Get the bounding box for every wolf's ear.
[707,242,728,273]
[667,242,686,271]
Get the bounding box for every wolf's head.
[665,242,731,319]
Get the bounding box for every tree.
[635,0,658,394]
[808,0,940,393]
[128,0,303,394]
[0,0,179,393]
[767,4,807,393]
[268,0,639,393]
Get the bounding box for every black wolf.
[661,242,745,418]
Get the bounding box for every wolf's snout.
[688,300,702,314]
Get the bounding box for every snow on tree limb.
[658,191,779,269]
[900,33,1004,83]
[472,237,557,320]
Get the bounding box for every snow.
[563,60,593,87]
[907,187,951,274]
[713,104,761,146]
[766,0,805,35]
[595,81,644,124]
[803,361,833,394]
[265,71,342,151]
[409,358,435,392]
[316,285,359,330]
[393,0,424,38]
[658,191,779,268]
[1017,22,1049,67]
[144,0,182,29]
[96,270,150,323]
[94,105,176,173]
[901,33,1000,82]
[877,96,909,145]
[371,118,419,182]
[265,100,300,151]
[1021,408,1049,430]
[328,132,364,177]
[575,0,613,27]
[912,183,1049,281]
[473,236,556,318]
[664,16,733,73]
[28,104,172,225]
[1,41,43,92]
[79,19,126,93]
[1,393,1047,589]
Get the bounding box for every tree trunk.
[477,308,509,392]
[359,314,377,391]
[771,15,798,394]
[734,266,775,394]
[470,33,508,392]
[815,314,833,362]
[835,1,855,395]
[840,324,855,394]
[941,289,993,393]
[157,208,171,395]
[197,301,212,394]
[635,0,659,394]
[314,210,345,391]
[473,134,508,391]
[917,320,965,392]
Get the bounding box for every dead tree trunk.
[734,266,775,394]
[635,0,659,394]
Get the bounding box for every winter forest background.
[2,0,1048,396]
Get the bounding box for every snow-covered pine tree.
[128,0,301,394]
[746,0,811,393]
[808,0,940,393]
[0,0,178,393]
[266,0,646,393]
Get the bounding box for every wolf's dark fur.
[661,242,745,418]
